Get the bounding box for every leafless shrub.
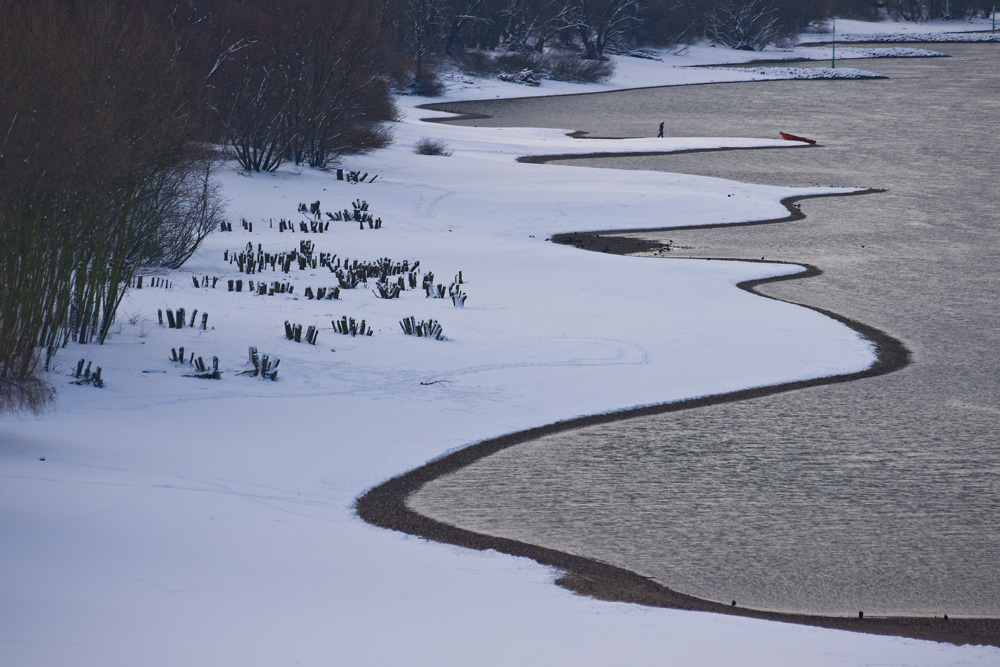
[455,50,497,77]
[541,53,615,82]
[0,373,56,416]
[706,0,796,51]
[409,67,446,96]
[212,53,289,172]
[458,48,615,84]
[137,157,228,268]
[209,1,398,169]
[414,138,452,156]
[495,51,540,73]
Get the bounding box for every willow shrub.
[0,1,222,414]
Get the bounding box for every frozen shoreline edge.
[359,72,1000,644]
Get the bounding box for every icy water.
[409,44,1000,617]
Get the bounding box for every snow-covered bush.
[459,50,614,85]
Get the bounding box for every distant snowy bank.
[701,66,886,80]
[829,31,1000,43]
[809,46,948,57]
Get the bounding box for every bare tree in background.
[705,0,790,50]
[209,0,395,168]
[211,47,290,172]
[572,0,643,58]
[499,0,579,51]
[283,3,397,168]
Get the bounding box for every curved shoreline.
[358,114,1000,644]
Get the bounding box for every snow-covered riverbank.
[3,18,997,667]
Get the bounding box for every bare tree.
[209,0,394,168]
[500,0,580,51]
[283,3,397,168]
[211,49,289,172]
[571,0,643,58]
[443,0,489,54]
[705,0,790,50]
[139,158,226,269]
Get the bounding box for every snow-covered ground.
[3,19,998,667]
[812,16,1000,42]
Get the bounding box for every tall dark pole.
[831,17,837,69]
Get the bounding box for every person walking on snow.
[657,121,664,138]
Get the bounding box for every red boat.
[780,131,817,145]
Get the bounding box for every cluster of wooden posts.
[285,321,319,345]
[223,242,421,299]
[299,200,324,220]
[225,278,340,299]
[424,271,468,307]
[188,357,221,379]
[226,278,295,295]
[211,214,471,355]
[374,280,404,299]
[191,276,220,288]
[226,241,335,275]
[303,286,340,300]
[171,348,221,379]
[332,316,373,337]
[451,284,468,308]
[333,257,418,292]
[324,199,382,230]
[399,317,446,341]
[158,308,209,330]
[241,346,279,380]
[71,359,104,387]
[279,218,331,233]
[335,169,377,183]
[217,219,253,232]
[130,276,172,289]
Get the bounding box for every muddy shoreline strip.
[356,139,1000,646]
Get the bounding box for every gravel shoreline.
[356,160,1000,648]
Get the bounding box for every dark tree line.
[379,0,997,66]
[0,0,225,413]
[185,0,399,172]
[0,0,399,413]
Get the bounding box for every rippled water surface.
[409,45,1000,616]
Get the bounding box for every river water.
[408,44,1000,617]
